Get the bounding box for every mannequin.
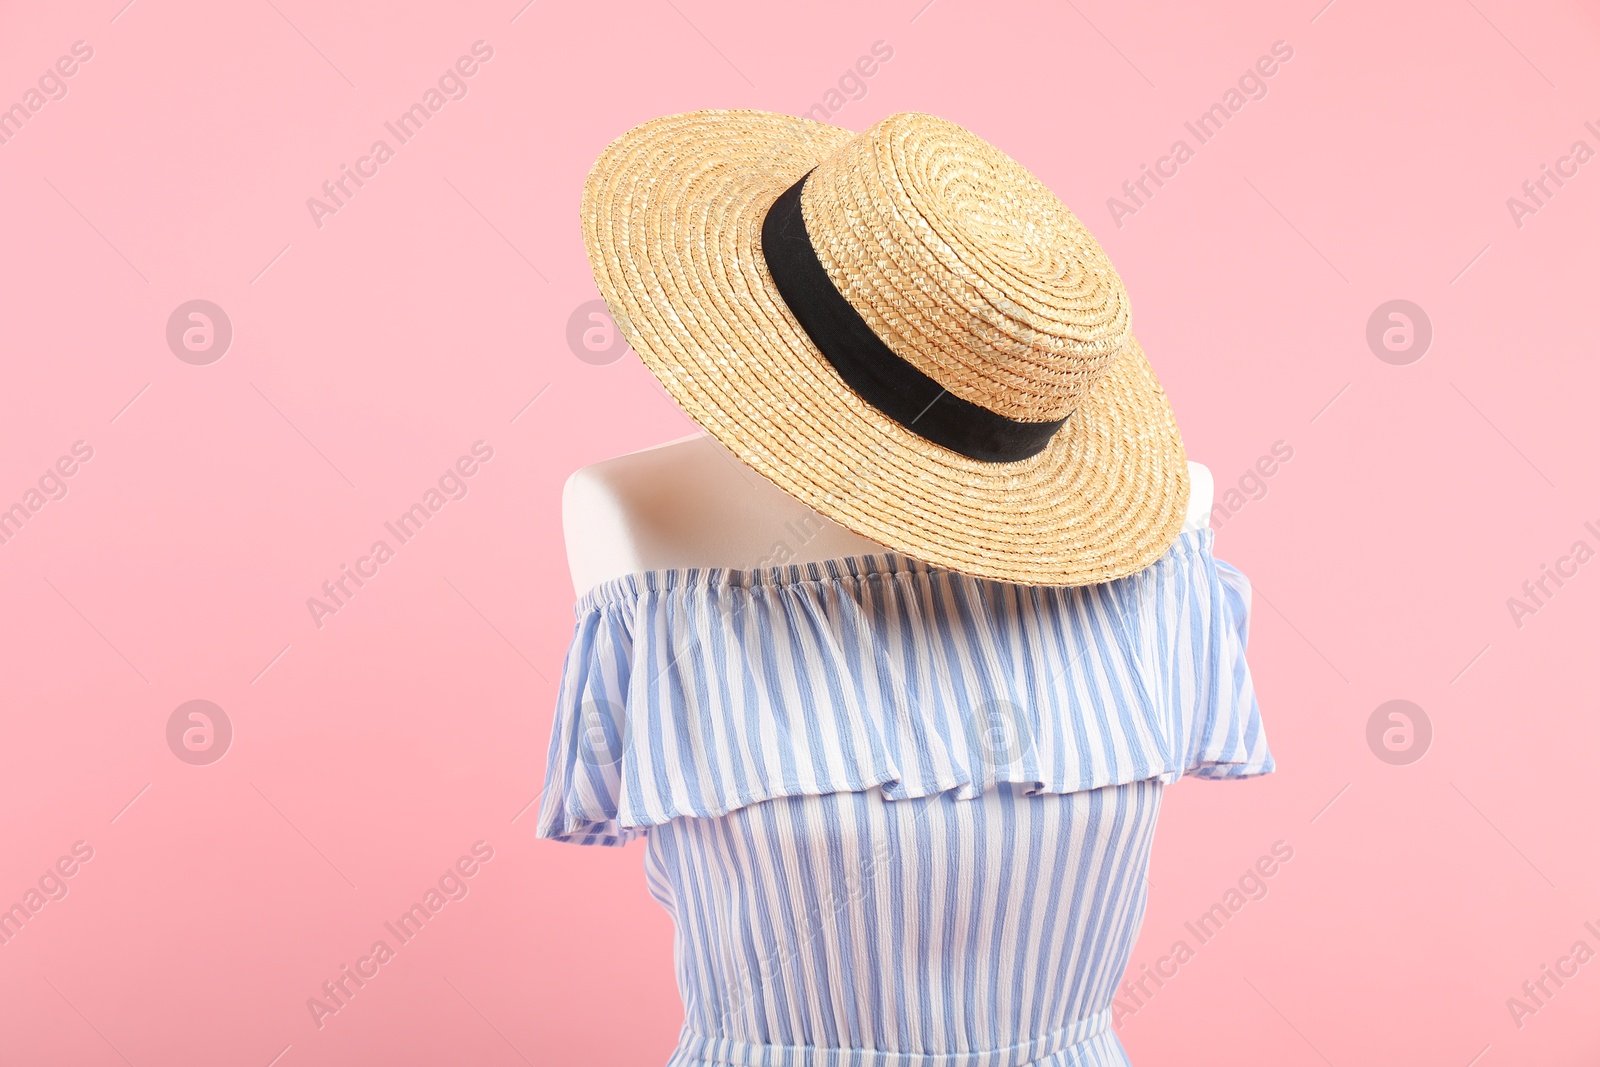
[563,433,1215,594]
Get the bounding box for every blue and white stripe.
[537,528,1272,1064]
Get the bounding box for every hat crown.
[801,113,1132,423]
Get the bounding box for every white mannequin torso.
[562,433,1215,595]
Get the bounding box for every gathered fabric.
[536,529,1273,1064]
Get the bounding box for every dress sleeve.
[534,603,641,847]
[1184,555,1275,780]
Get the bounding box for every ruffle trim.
[537,530,1272,847]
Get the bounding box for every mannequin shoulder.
[562,433,732,533]
[561,441,1215,594]
[1183,461,1213,533]
[561,434,709,592]
[562,434,888,593]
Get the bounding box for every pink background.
[2,0,1598,1063]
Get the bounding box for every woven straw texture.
[580,109,1189,586]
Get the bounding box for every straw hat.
[580,109,1189,586]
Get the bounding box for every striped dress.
[537,529,1273,1066]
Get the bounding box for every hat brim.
[581,109,1190,586]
